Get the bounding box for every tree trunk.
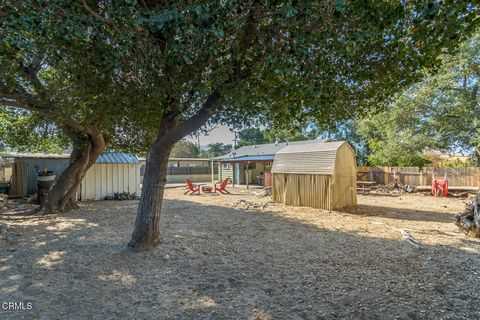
[128,90,221,251]
[128,145,172,250]
[44,128,106,213]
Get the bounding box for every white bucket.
[37,175,56,182]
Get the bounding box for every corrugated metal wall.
[16,157,70,194]
[79,163,141,200]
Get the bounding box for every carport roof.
[227,155,275,161]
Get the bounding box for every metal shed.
[271,141,357,210]
[78,152,141,200]
[6,152,140,200]
[5,154,70,195]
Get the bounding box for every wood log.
[415,186,479,192]
[454,194,480,237]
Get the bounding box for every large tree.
[0,25,113,212]
[0,1,157,212]
[357,31,480,166]
[1,1,477,250]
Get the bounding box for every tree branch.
[79,0,121,33]
[0,83,50,112]
[159,89,221,146]
[471,82,479,100]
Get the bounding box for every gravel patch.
[1,190,479,319]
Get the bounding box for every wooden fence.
[357,167,480,187]
[140,166,217,177]
[166,166,217,175]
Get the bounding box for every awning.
[227,155,275,162]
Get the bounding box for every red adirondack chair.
[214,178,231,194]
[184,179,200,195]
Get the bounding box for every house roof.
[213,139,330,160]
[271,141,349,175]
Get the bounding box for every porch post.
[211,160,214,183]
[231,161,235,187]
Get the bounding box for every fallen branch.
[395,228,421,248]
[232,199,269,210]
[372,221,421,248]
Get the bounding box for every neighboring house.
[423,151,472,167]
[168,158,210,167]
[213,139,330,186]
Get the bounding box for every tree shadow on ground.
[0,198,479,319]
[341,204,454,223]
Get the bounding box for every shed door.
[263,171,272,187]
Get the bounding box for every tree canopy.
[1,0,477,249]
[358,31,480,167]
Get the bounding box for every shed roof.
[213,139,330,160]
[2,153,70,159]
[271,141,348,175]
[96,152,139,164]
[3,151,139,164]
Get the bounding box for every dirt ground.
[1,188,480,319]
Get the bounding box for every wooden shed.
[271,141,357,210]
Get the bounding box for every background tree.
[170,140,200,158]
[357,31,480,166]
[0,109,69,153]
[2,1,476,250]
[316,120,371,165]
[263,128,310,143]
[237,128,268,147]
[207,143,232,157]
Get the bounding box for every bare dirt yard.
[1,188,480,319]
